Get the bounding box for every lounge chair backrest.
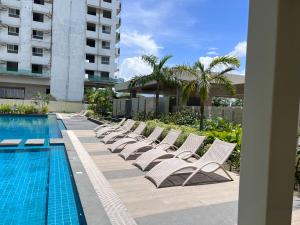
[123,120,136,132]
[147,127,164,142]
[175,134,206,154]
[196,139,236,166]
[161,129,181,146]
[118,118,126,127]
[121,119,133,129]
[134,122,147,135]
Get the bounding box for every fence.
[173,106,244,124]
[113,97,170,118]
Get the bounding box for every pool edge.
[62,130,111,225]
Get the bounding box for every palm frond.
[212,75,236,96]
[129,74,155,88]
[216,67,237,76]
[141,55,158,68]
[193,61,205,73]
[208,56,240,72]
[158,55,173,69]
[182,80,197,101]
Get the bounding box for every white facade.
[0,0,121,101]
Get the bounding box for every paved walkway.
[62,116,300,225]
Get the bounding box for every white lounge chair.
[94,118,126,132]
[108,126,163,153]
[133,133,206,171]
[118,127,164,160]
[101,122,146,144]
[71,110,88,118]
[96,119,134,138]
[145,139,236,188]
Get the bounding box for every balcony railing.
[85,76,123,84]
[0,67,50,78]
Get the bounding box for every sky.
[118,0,250,81]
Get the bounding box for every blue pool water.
[0,115,62,145]
[0,115,86,225]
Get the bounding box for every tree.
[84,88,115,117]
[182,56,240,130]
[129,55,180,117]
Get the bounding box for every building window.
[86,39,96,47]
[7,44,19,54]
[101,72,110,80]
[46,88,50,94]
[87,23,96,32]
[34,0,44,5]
[85,70,94,76]
[8,26,19,36]
[101,56,110,65]
[87,7,96,16]
[0,87,25,99]
[102,25,111,34]
[86,54,95,63]
[8,8,20,18]
[102,41,110,49]
[103,10,112,19]
[33,12,44,22]
[32,64,43,74]
[32,47,43,57]
[6,61,18,72]
[32,30,44,40]
[103,0,112,3]
[85,70,94,79]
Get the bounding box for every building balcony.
[0,67,50,78]
[85,62,97,70]
[101,1,114,10]
[32,3,52,14]
[86,30,98,39]
[87,0,100,7]
[85,46,97,54]
[86,14,99,23]
[31,55,50,65]
[84,75,123,85]
[100,16,113,25]
[1,0,21,8]
[116,32,120,43]
[116,17,121,29]
[32,21,51,30]
[116,1,121,15]
[115,47,120,57]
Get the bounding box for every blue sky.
[119,0,249,80]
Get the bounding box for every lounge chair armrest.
[175,151,194,159]
[199,161,225,173]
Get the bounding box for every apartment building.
[0,0,121,101]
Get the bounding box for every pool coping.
[62,131,112,225]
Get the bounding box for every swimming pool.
[0,115,86,225]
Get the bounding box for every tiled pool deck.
[61,115,300,225]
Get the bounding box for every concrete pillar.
[238,0,300,225]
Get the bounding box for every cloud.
[119,57,153,81]
[122,31,162,56]
[228,41,247,58]
[206,51,219,56]
[198,41,247,73]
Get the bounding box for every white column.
[238,0,300,225]
[19,0,33,72]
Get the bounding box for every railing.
[0,67,50,78]
[85,76,124,84]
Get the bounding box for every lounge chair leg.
[221,165,234,181]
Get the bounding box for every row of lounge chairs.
[93,119,236,188]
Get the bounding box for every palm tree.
[182,56,240,130]
[129,55,180,117]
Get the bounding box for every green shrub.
[0,104,46,115]
[0,104,12,114]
